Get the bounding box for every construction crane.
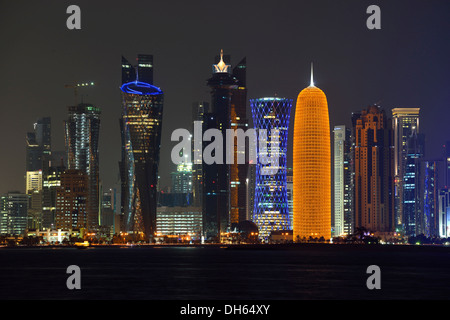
[64,81,95,105]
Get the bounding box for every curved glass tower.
[120,80,163,240]
[293,66,331,241]
[251,97,292,240]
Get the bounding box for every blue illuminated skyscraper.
[250,97,292,240]
[119,54,163,240]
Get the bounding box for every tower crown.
[213,49,231,73]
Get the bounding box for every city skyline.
[1,0,450,196]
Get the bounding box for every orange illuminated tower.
[293,64,331,241]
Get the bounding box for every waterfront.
[0,244,450,300]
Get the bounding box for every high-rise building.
[191,101,209,207]
[122,54,154,85]
[171,162,193,194]
[403,131,424,237]
[333,125,354,237]
[202,50,248,241]
[65,103,101,232]
[100,188,116,230]
[0,192,28,236]
[26,170,43,229]
[42,165,65,229]
[293,66,331,241]
[286,168,293,230]
[26,117,51,172]
[55,169,88,230]
[392,108,420,232]
[119,54,164,240]
[422,160,441,237]
[0,195,8,235]
[246,164,257,221]
[438,188,450,238]
[353,105,395,235]
[250,97,292,240]
[229,57,249,227]
[444,141,450,188]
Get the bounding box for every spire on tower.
[310,62,315,87]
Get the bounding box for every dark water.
[1,244,450,300]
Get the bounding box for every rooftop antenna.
[310,62,315,87]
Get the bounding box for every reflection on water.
[0,244,450,300]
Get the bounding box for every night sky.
[1,0,450,194]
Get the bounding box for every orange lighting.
[293,69,331,241]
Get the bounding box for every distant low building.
[156,206,202,240]
[269,230,293,243]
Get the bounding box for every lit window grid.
[250,98,292,240]
[293,87,331,240]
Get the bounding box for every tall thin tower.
[65,104,101,232]
[119,54,163,240]
[293,64,331,241]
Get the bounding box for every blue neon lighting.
[250,97,293,240]
[120,81,163,95]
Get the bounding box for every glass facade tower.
[250,97,292,240]
[120,74,164,240]
[333,125,354,237]
[65,104,101,232]
[392,108,420,232]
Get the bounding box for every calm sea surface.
[1,244,450,300]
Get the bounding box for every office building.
[392,108,420,232]
[0,192,28,236]
[402,131,424,237]
[119,54,164,240]
[65,103,101,232]
[202,50,248,241]
[353,105,395,235]
[26,117,51,172]
[191,101,209,207]
[156,206,202,239]
[55,169,88,230]
[293,65,331,241]
[250,97,292,240]
[171,162,193,194]
[333,125,354,237]
[438,188,450,238]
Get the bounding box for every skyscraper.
[65,103,101,232]
[353,105,395,235]
[403,131,424,237]
[26,117,51,172]
[26,170,43,229]
[191,101,209,207]
[392,108,420,232]
[444,141,450,188]
[202,50,248,241]
[171,162,193,194]
[438,188,450,238]
[293,65,331,241]
[250,97,292,240]
[55,169,88,230]
[120,54,163,240]
[0,192,28,236]
[422,160,441,237]
[42,164,65,229]
[333,125,354,237]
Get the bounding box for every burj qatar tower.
[293,64,331,241]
